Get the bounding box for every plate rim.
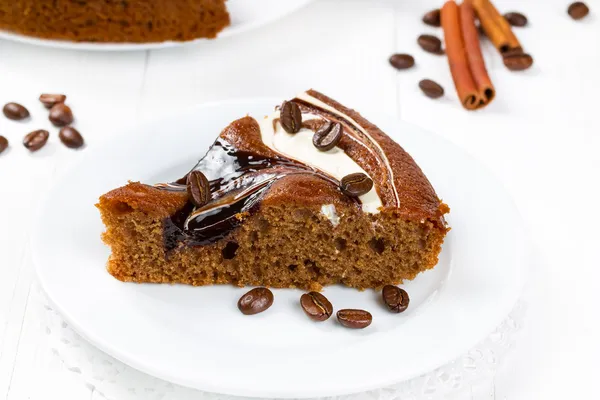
[33,98,530,398]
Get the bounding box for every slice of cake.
[97,90,449,290]
[0,0,230,43]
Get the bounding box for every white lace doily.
[34,284,526,400]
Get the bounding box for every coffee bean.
[313,121,342,151]
[382,285,410,313]
[419,79,444,98]
[300,292,333,321]
[568,2,589,20]
[504,12,528,27]
[503,53,534,71]
[49,103,74,127]
[337,309,372,329]
[417,34,443,54]
[501,47,524,57]
[280,101,302,134]
[186,170,211,207]
[39,93,66,109]
[389,54,415,70]
[0,136,8,154]
[422,8,441,27]
[237,287,274,315]
[3,102,29,121]
[23,130,49,152]
[340,173,373,197]
[59,126,85,149]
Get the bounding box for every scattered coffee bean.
[313,121,342,151]
[417,34,443,54]
[568,2,589,20]
[504,12,528,27]
[186,170,211,207]
[337,309,372,329]
[39,93,66,109]
[503,53,534,71]
[389,54,415,70]
[0,136,8,154]
[3,102,29,121]
[49,103,74,127]
[59,126,85,149]
[237,287,274,315]
[382,285,410,313]
[300,292,333,321]
[419,79,444,99]
[23,130,49,152]
[501,47,524,57]
[280,101,302,134]
[422,8,441,27]
[340,173,373,197]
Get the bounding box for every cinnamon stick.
[441,0,495,110]
[469,0,521,54]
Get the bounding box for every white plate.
[33,99,528,398]
[0,0,315,51]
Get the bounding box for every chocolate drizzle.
[158,138,342,251]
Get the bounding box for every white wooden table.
[1,0,599,398]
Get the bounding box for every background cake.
[97,90,449,290]
[0,0,230,43]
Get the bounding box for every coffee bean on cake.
[186,170,211,207]
[238,288,274,315]
[422,9,441,27]
[313,121,342,151]
[419,79,444,98]
[503,53,534,71]
[280,101,302,134]
[417,34,443,54]
[382,285,410,313]
[300,292,333,321]
[568,2,590,20]
[504,12,528,27]
[337,309,372,329]
[39,93,66,109]
[49,103,74,127]
[340,173,373,197]
[59,126,85,149]
[389,54,415,70]
[23,130,49,152]
[3,102,29,120]
[0,135,8,154]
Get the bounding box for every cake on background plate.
[0,0,229,43]
[97,90,449,291]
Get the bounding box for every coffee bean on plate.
[419,79,444,98]
[313,121,342,151]
[23,130,49,152]
[49,103,74,127]
[300,292,333,321]
[39,93,66,109]
[503,53,534,71]
[504,12,528,27]
[0,136,8,154]
[422,9,441,27]
[382,285,410,313]
[417,34,443,54]
[280,101,302,134]
[389,54,415,70]
[186,170,211,207]
[340,173,373,197]
[3,102,29,121]
[568,2,589,20]
[238,287,274,315]
[337,309,372,329]
[59,126,85,149]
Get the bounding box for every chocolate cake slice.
[97,90,449,290]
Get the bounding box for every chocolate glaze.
[158,138,345,251]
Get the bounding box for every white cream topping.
[320,204,340,226]
[295,92,401,207]
[259,110,383,213]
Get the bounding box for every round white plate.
[0,0,315,51]
[33,99,528,398]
